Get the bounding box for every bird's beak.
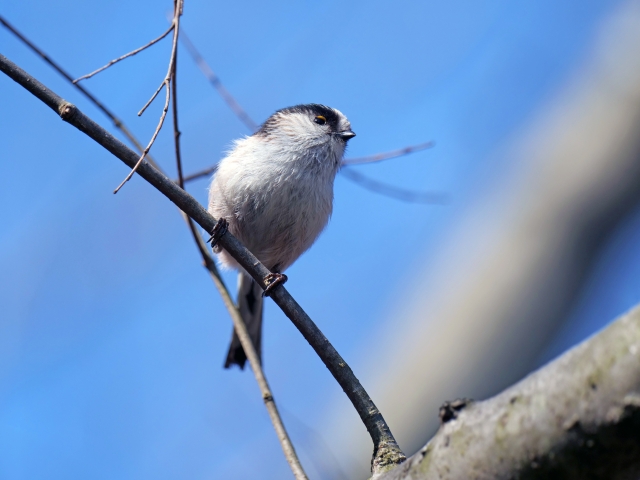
[339,130,356,141]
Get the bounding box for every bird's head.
[255,104,355,151]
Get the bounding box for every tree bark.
[379,305,640,479]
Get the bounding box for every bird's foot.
[207,218,229,248]
[263,273,288,297]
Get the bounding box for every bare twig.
[113,83,171,193]
[112,1,182,194]
[138,81,167,117]
[180,28,259,132]
[172,55,185,188]
[342,141,434,166]
[0,53,406,475]
[72,24,175,83]
[340,167,447,204]
[171,46,308,479]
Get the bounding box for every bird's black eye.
[314,115,327,125]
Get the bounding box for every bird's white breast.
[208,135,342,272]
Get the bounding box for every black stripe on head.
[256,104,340,136]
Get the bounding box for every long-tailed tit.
[208,104,355,368]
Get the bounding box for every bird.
[208,104,355,369]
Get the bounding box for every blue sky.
[1,1,638,478]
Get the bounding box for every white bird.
[208,104,355,368]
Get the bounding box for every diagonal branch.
[171,47,308,480]
[0,52,406,476]
[73,24,175,83]
[1,18,308,478]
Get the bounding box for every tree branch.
[0,53,406,475]
[1,16,309,476]
[72,24,175,83]
[379,305,640,479]
[112,0,183,194]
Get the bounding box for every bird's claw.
[263,273,288,297]
[207,217,229,248]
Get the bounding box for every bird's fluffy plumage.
[208,104,354,368]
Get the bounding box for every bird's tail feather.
[224,272,263,369]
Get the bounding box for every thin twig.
[171,44,308,479]
[0,53,406,474]
[113,83,171,194]
[340,167,448,204]
[73,24,174,83]
[112,1,182,194]
[138,81,166,117]
[342,141,435,166]
[172,55,184,188]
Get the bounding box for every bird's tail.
[224,272,263,369]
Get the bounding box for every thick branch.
[0,53,405,475]
[380,305,640,480]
